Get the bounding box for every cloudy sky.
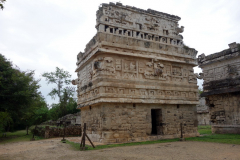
[1,0,240,105]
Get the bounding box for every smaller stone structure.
[56,113,81,126]
[35,125,82,138]
[196,97,210,125]
[198,42,240,134]
[41,112,81,126]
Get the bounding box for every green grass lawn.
[0,130,43,144]
[197,125,212,134]
[185,125,240,145]
[1,125,240,150]
[67,125,240,151]
[186,134,240,145]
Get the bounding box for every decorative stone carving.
[188,69,197,83]
[197,53,205,64]
[175,26,184,34]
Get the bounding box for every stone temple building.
[198,42,240,134]
[72,2,200,143]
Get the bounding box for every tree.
[0,53,45,131]
[22,95,48,134]
[42,67,72,103]
[0,0,6,10]
[0,112,12,132]
[198,87,203,95]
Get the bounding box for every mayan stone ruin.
[72,2,200,143]
[198,42,240,134]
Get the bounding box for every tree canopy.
[42,67,78,119]
[0,54,79,132]
[0,53,47,131]
[0,0,6,10]
[42,67,72,103]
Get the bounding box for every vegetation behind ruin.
[0,54,79,133]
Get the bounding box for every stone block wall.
[207,93,240,125]
[81,103,198,143]
[35,126,82,138]
[197,113,210,125]
[212,125,240,134]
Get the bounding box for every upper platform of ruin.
[76,2,198,72]
[96,2,183,39]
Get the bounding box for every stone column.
[98,24,105,32]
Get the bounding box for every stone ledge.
[212,125,240,134]
[87,132,199,144]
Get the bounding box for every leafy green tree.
[0,53,45,131]
[47,91,78,120]
[48,103,61,121]
[33,107,49,125]
[42,67,72,103]
[0,0,6,10]
[0,112,13,132]
[42,67,78,119]
[22,95,48,134]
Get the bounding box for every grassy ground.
[197,125,212,134]
[1,125,240,150]
[0,130,43,144]
[185,125,240,145]
[67,125,240,151]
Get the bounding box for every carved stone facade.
[199,42,240,134]
[73,2,199,143]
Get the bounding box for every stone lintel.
[78,100,199,109]
[201,87,240,97]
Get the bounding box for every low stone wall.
[212,125,240,134]
[35,125,82,138]
[81,103,199,144]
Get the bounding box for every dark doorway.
[151,109,163,135]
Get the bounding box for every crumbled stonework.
[35,126,82,138]
[41,113,81,126]
[197,97,210,125]
[199,42,240,134]
[73,2,199,143]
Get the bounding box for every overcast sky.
[1,0,240,106]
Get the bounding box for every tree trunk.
[26,126,29,135]
[7,122,10,132]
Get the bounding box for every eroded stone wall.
[207,93,240,125]
[81,103,198,143]
[197,114,210,125]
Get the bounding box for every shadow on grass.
[0,130,43,144]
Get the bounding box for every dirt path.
[0,138,240,160]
